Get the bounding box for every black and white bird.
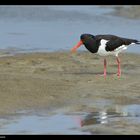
[71,34,140,77]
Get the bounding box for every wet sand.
[0,51,140,134]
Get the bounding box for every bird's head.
[71,34,95,52]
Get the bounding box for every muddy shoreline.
[0,51,140,134]
[0,51,140,114]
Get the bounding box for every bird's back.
[95,34,119,40]
[95,34,139,45]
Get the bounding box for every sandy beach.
[0,51,140,134]
[0,51,140,113]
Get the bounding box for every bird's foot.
[98,73,121,78]
[117,73,121,78]
[116,70,121,77]
[117,71,121,77]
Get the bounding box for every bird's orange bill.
[71,40,83,53]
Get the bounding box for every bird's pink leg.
[104,58,107,78]
[116,57,121,77]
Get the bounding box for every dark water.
[0,102,140,134]
[0,6,140,54]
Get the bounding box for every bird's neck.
[84,40,99,53]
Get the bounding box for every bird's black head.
[80,34,95,44]
[71,33,98,53]
[80,34,99,53]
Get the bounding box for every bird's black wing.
[95,35,125,51]
[105,39,125,52]
[121,38,140,45]
[106,38,140,52]
[95,35,140,51]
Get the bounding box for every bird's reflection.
[73,104,140,127]
[81,111,123,126]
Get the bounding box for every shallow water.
[0,103,140,134]
[0,6,140,54]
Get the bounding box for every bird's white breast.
[97,39,109,56]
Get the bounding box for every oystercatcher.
[71,34,140,77]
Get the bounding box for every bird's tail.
[135,41,140,44]
[136,41,140,44]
